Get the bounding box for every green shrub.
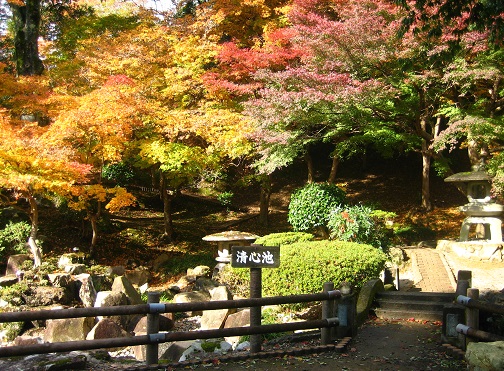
[220,240,387,310]
[217,191,234,209]
[102,162,135,186]
[254,232,314,246]
[0,221,31,262]
[327,204,390,250]
[288,183,346,236]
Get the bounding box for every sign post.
[231,244,280,353]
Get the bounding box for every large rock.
[86,318,131,347]
[133,339,195,362]
[125,267,151,287]
[106,266,126,277]
[64,264,87,275]
[14,335,43,346]
[187,265,211,277]
[74,274,97,307]
[465,341,504,371]
[112,276,142,305]
[24,286,72,306]
[200,286,234,330]
[5,254,31,275]
[94,291,130,328]
[194,277,220,294]
[44,317,95,342]
[0,275,19,288]
[169,275,197,293]
[47,273,73,288]
[224,309,250,347]
[173,291,211,316]
[356,278,384,326]
[132,313,174,334]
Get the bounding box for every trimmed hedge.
[220,240,387,309]
[254,232,314,246]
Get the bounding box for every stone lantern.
[445,166,504,242]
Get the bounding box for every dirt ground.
[180,318,465,371]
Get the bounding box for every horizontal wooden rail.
[0,290,341,323]
[0,319,339,357]
[456,295,504,315]
[456,324,504,342]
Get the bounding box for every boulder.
[356,278,384,326]
[106,266,126,277]
[194,277,220,294]
[200,286,234,330]
[5,254,31,275]
[47,273,73,288]
[94,291,129,328]
[187,265,211,277]
[125,267,150,287]
[0,275,19,288]
[133,339,195,362]
[224,309,250,347]
[465,341,504,371]
[169,275,197,293]
[173,291,211,316]
[44,317,95,342]
[24,286,72,306]
[64,264,87,275]
[90,274,113,292]
[14,335,43,346]
[111,276,142,305]
[132,313,174,334]
[86,318,131,346]
[74,274,97,307]
[95,291,128,309]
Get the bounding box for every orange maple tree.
[0,109,90,266]
[46,75,143,255]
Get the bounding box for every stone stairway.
[373,291,455,321]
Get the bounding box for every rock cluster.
[0,252,252,367]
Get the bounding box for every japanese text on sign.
[231,245,280,268]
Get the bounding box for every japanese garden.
[0,0,503,369]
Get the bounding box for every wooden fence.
[0,283,342,365]
[456,291,504,346]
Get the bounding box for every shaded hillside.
[34,153,469,270]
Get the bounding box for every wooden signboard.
[230,244,280,268]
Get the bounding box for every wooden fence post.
[465,288,479,348]
[249,267,262,353]
[146,292,161,365]
[321,282,335,345]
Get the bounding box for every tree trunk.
[9,0,44,76]
[305,152,314,183]
[421,140,432,211]
[89,214,99,257]
[327,155,340,184]
[27,194,42,267]
[160,174,174,240]
[259,173,272,227]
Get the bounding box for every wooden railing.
[0,283,343,365]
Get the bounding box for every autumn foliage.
[0,0,503,261]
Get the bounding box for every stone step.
[376,291,455,303]
[373,308,444,322]
[373,291,455,321]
